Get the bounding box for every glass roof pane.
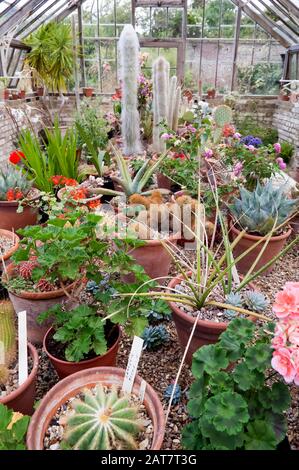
[17,0,69,37]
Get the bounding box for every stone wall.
[273,100,299,163]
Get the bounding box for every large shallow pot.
[122,233,179,283]
[26,367,165,450]
[168,274,256,365]
[4,263,80,345]
[43,325,121,379]
[0,195,39,232]
[230,221,292,276]
[0,343,38,415]
[0,229,19,269]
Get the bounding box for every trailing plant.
[0,301,16,385]
[62,385,143,450]
[142,325,169,350]
[230,182,299,235]
[0,404,30,450]
[279,141,295,165]
[182,318,291,450]
[0,164,33,201]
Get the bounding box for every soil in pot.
[0,343,38,415]
[230,221,292,276]
[44,322,121,379]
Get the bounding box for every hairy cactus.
[230,182,298,235]
[118,25,142,155]
[142,325,169,350]
[63,385,143,450]
[212,105,233,143]
[0,165,32,201]
[0,301,16,385]
[152,57,169,153]
[244,291,269,312]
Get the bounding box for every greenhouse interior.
[0,0,299,454]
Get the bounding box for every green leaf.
[245,341,272,372]
[12,416,30,441]
[209,371,233,394]
[125,316,148,337]
[258,382,291,413]
[182,422,205,450]
[192,344,229,377]
[233,362,265,391]
[200,415,244,450]
[204,391,249,435]
[0,404,13,430]
[264,411,287,443]
[244,420,278,450]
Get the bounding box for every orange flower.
[70,188,88,200]
[222,124,235,137]
[6,189,24,201]
[88,199,101,209]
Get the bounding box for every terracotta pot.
[229,221,292,276]
[157,173,172,190]
[122,233,179,283]
[83,87,94,97]
[4,89,10,100]
[168,273,256,365]
[36,87,44,97]
[0,343,38,415]
[279,94,290,101]
[26,367,165,450]
[0,193,39,232]
[4,263,80,345]
[0,229,20,269]
[43,325,121,379]
[207,89,216,99]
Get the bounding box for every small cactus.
[164,383,181,405]
[142,325,169,350]
[18,260,39,280]
[244,291,269,312]
[0,301,16,385]
[63,385,143,450]
[36,278,55,292]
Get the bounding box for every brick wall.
[273,100,299,167]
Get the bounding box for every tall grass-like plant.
[45,122,78,180]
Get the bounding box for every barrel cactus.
[0,301,16,385]
[63,385,143,450]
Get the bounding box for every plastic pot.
[0,343,39,415]
[43,325,121,379]
[26,367,165,450]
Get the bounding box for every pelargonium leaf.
[182,422,204,450]
[245,341,272,372]
[204,391,249,435]
[192,344,229,377]
[244,420,278,450]
[233,362,265,391]
[209,371,233,394]
[200,415,244,450]
[258,382,291,413]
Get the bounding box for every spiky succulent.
[230,182,299,235]
[244,291,269,312]
[224,292,243,318]
[0,301,16,385]
[164,383,182,405]
[63,385,143,450]
[213,105,233,128]
[142,325,169,350]
[18,260,39,280]
[0,165,32,201]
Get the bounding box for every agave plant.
[0,165,32,201]
[63,385,143,450]
[230,182,299,235]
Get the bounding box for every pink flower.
[274,142,281,153]
[271,348,296,383]
[273,283,299,320]
[203,148,213,159]
[161,133,172,140]
[246,144,256,152]
[233,161,243,177]
[288,322,299,347]
[276,157,286,170]
[233,132,241,140]
[272,322,288,349]
[292,350,299,385]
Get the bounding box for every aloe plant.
[63,385,143,450]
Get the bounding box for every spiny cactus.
[244,291,269,312]
[118,25,142,155]
[63,385,143,450]
[230,182,299,235]
[0,165,32,200]
[212,105,233,143]
[0,301,16,385]
[142,325,169,350]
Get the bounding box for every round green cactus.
[213,105,233,127]
[63,385,144,450]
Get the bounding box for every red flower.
[51,175,78,187]
[64,178,78,186]
[88,199,101,209]
[112,88,122,101]
[9,150,25,165]
[173,153,186,160]
[222,124,235,138]
[70,188,88,200]
[6,188,24,201]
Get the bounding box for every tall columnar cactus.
[63,385,143,450]
[118,25,142,155]
[0,301,16,385]
[212,104,233,143]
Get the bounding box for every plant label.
[18,310,28,386]
[122,336,144,394]
[138,379,147,402]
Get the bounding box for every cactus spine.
[118,25,142,155]
[152,57,181,151]
[0,301,16,385]
[63,385,143,450]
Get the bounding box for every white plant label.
[122,336,144,394]
[138,379,147,402]
[18,310,28,386]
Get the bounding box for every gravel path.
[35,240,299,450]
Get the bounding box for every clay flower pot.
[26,367,165,450]
[36,87,44,97]
[168,273,256,365]
[83,87,94,97]
[4,263,80,345]
[122,233,179,283]
[0,343,38,415]
[229,221,292,276]
[0,229,20,269]
[156,173,172,190]
[18,90,26,99]
[43,325,121,379]
[0,192,40,232]
[207,89,216,99]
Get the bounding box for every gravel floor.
[34,239,299,450]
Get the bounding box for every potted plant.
[26,367,165,450]
[0,229,19,270]
[207,87,216,99]
[0,301,39,415]
[0,78,10,100]
[82,87,94,97]
[229,182,298,275]
[279,88,290,101]
[0,403,30,449]
[182,316,292,450]
[0,163,39,232]
[39,304,121,379]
